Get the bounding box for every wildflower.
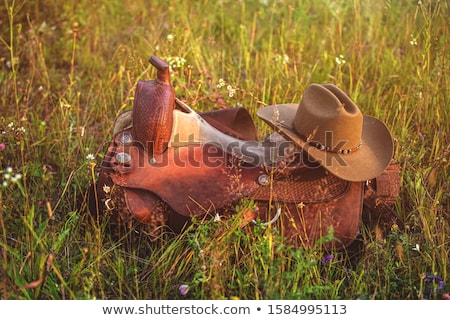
[273,53,290,64]
[86,153,95,161]
[424,274,445,297]
[178,284,189,296]
[335,54,346,65]
[103,185,111,194]
[216,78,226,89]
[10,173,22,183]
[0,143,5,151]
[216,97,225,107]
[321,254,334,264]
[214,213,221,222]
[167,33,174,42]
[165,56,186,70]
[226,85,236,98]
[409,35,418,46]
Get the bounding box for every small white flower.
[335,54,346,65]
[227,85,236,97]
[6,167,13,173]
[216,78,226,88]
[167,34,174,42]
[214,213,221,222]
[86,153,95,161]
[165,56,186,70]
[103,184,111,194]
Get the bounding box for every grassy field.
[0,0,449,299]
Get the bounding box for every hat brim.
[257,104,394,182]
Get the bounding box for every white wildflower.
[335,54,346,65]
[409,35,418,46]
[10,173,22,183]
[216,78,226,89]
[103,184,111,194]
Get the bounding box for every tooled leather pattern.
[132,80,175,155]
[106,128,356,216]
[132,56,175,155]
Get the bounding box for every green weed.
[0,0,448,299]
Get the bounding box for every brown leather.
[370,162,400,204]
[363,163,403,230]
[89,56,401,249]
[107,131,262,217]
[91,109,401,249]
[200,108,260,141]
[95,124,367,249]
[255,181,363,249]
[132,57,175,154]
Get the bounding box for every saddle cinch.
[89,56,401,250]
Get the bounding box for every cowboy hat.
[257,83,393,182]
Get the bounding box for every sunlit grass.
[0,0,448,299]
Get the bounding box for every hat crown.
[294,84,363,152]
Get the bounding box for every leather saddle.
[89,56,401,250]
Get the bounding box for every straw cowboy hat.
[257,83,393,182]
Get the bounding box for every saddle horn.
[132,56,176,154]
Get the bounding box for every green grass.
[0,0,449,299]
